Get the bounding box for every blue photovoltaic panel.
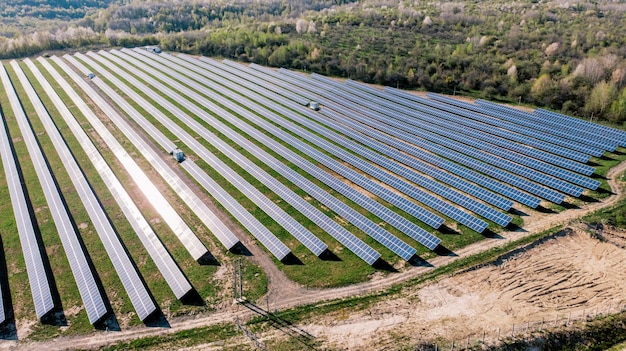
[474,99,617,151]
[419,93,604,157]
[182,161,293,261]
[323,100,567,203]
[535,108,626,146]
[94,51,383,263]
[342,81,598,190]
[309,74,586,197]
[67,53,236,259]
[264,66,543,208]
[183,56,515,215]
[117,51,445,232]
[294,73,566,203]
[424,92,596,163]
[105,52,405,264]
[33,58,193,301]
[16,59,157,322]
[113,49,426,257]
[347,81,595,177]
[84,50,329,258]
[119,48,440,251]
[197,64,504,229]
[0,69,55,322]
[477,100,620,149]
[14,61,113,323]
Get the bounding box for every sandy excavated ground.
[306,225,626,350]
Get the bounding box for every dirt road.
[6,158,626,350]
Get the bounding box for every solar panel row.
[256,65,543,208]
[99,52,387,264]
[171,63,489,231]
[309,74,586,197]
[228,79,501,229]
[121,48,440,251]
[0,67,55,322]
[275,70,564,205]
[534,108,626,146]
[12,61,111,323]
[114,49,424,258]
[346,81,595,176]
[83,51,329,258]
[340,80,598,190]
[183,57,513,223]
[476,100,622,149]
[31,58,193,301]
[182,161,292,260]
[62,54,215,261]
[6,60,156,320]
[415,93,603,157]
[418,92,595,163]
[474,99,618,151]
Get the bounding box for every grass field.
[0,50,624,344]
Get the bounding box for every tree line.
[1,0,626,123]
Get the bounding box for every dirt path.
[6,158,626,350]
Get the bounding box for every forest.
[1,0,626,123]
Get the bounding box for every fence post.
[567,312,571,325]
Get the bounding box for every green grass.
[91,323,239,351]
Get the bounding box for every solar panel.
[474,99,618,151]
[324,100,567,203]
[347,81,595,176]
[59,55,227,260]
[99,51,386,263]
[203,60,514,220]
[107,49,424,259]
[415,93,603,157]
[181,56,515,213]
[14,60,113,322]
[275,70,562,205]
[11,60,157,322]
[159,57,498,230]
[181,161,293,261]
[534,108,626,146]
[0,65,54,321]
[80,51,328,258]
[310,75,588,197]
[256,65,543,208]
[32,58,193,301]
[341,81,599,190]
[117,48,441,252]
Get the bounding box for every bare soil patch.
[307,226,626,350]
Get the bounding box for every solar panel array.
[0,63,58,320]
[534,108,626,146]
[308,73,591,199]
[241,64,543,210]
[347,81,596,177]
[59,54,215,262]
[1,47,622,327]
[171,56,509,229]
[474,99,618,152]
[29,58,193,301]
[270,67,565,204]
[10,60,158,322]
[120,47,441,251]
[78,51,329,258]
[12,61,112,324]
[93,50,389,264]
[103,48,423,259]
